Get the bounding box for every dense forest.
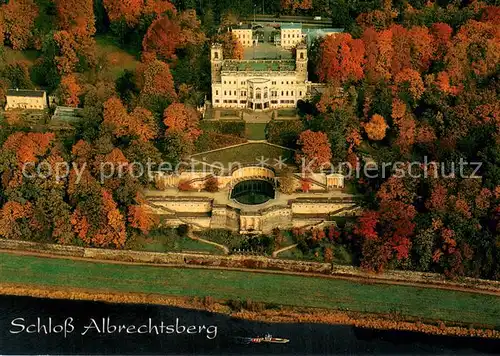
[0,0,499,280]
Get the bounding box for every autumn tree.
[317,33,365,84]
[163,103,202,141]
[103,97,157,141]
[394,68,424,104]
[218,31,243,60]
[54,0,95,36]
[1,0,39,50]
[53,31,79,75]
[408,26,434,72]
[446,20,500,83]
[142,10,206,62]
[363,114,388,141]
[59,74,81,107]
[138,59,177,105]
[296,130,332,172]
[0,10,5,47]
[83,190,127,248]
[362,27,393,82]
[128,204,158,234]
[0,201,32,239]
[279,171,298,194]
[103,0,175,26]
[103,0,144,25]
[281,0,312,13]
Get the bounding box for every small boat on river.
[250,334,289,344]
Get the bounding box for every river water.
[0,295,498,355]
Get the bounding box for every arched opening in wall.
[230,179,275,205]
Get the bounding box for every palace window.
[216,90,219,95]
[299,91,302,96]
[224,91,227,95]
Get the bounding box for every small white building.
[5,89,48,110]
[231,24,254,47]
[280,23,303,49]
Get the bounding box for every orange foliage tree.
[363,114,388,141]
[85,190,127,248]
[219,31,244,60]
[53,31,79,75]
[1,0,39,50]
[138,60,177,101]
[104,0,144,25]
[0,11,5,46]
[317,33,365,84]
[54,0,95,36]
[394,68,424,103]
[362,27,393,81]
[296,130,332,172]
[142,10,205,61]
[103,97,158,141]
[2,132,55,165]
[408,26,434,72]
[104,0,175,26]
[446,20,500,84]
[163,103,202,141]
[0,201,32,239]
[281,0,312,13]
[59,74,82,107]
[128,205,158,234]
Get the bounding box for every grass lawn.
[245,123,267,140]
[191,142,295,166]
[95,36,140,80]
[0,252,498,327]
[1,47,40,69]
[130,230,222,254]
[277,108,298,117]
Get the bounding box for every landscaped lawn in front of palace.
[191,142,295,167]
[0,253,498,328]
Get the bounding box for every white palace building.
[210,22,343,112]
[210,43,311,111]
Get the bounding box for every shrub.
[324,246,334,263]
[204,176,219,192]
[266,120,304,148]
[279,173,297,194]
[178,180,193,191]
[203,296,215,307]
[177,224,190,237]
[227,299,243,311]
[244,299,265,312]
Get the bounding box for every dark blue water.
[0,295,498,355]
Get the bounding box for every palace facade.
[210,43,310,110]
